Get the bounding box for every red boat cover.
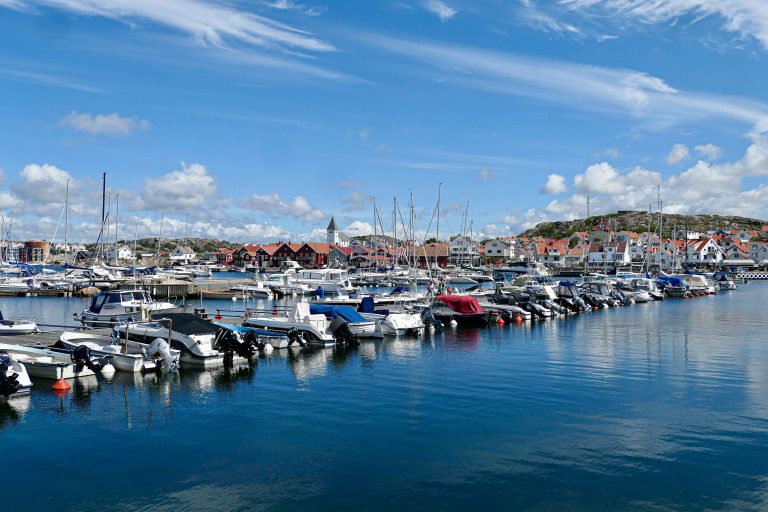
[436,295,484,314]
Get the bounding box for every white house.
[105,245,134,262]
[587,241,630,267]
[482,238,514,259]
[749,241,768,264]
[169,245,196,263]
[685,238,723,265]
[449,236,479,265]
[615,231,641,246]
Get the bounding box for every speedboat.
[0,311,38,335]
[356,297,425,337]
[0,342,115,380]
[0,352,33,399]
[289,269,357,296]
[309,304,380,338]
[114,314,225,367]
[75,289,188,327]
[57,331,179,373]
[428,295,489,327]
[243,302,337,347]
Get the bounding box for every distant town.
[5,214,768,271]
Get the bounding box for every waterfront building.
[169,245,196,263]
[482,238,515,260]
[326,217,350,248]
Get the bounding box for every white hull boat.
[75,289,187,327]
[0,342,114,380]
[0,313,38,335]
[114,314,225,367]
[57,332,179,372]
[244,302,336,347]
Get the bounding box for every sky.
[1,0,768,244]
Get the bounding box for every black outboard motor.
[214,328,259,365]
[420,307,442,330]
[269,286,285,299]
[286,328,309,348]
[328,317,360,347]
[0,354,21,397]
[71,345,106,373]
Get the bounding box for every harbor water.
[2,283,768,510]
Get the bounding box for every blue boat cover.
[358,296,375,313]
[657,276,685,286]
[309,304,368,323]
[216,323,287,338]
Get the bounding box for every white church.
[326,216,351,247]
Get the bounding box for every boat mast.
[64,179,69,264]
[135,199,140,266]
[157,208,165,267]
[114,193,119,265]
[435,182,441,270]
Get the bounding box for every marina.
[1,280,767,510]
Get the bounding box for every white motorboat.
[0,353,33,399]
[0,311,38,335]
[244,302,336,347]
[289,269,357,296]
[114,314,225,367]
[308,304,380,338]
[356,297,425,336]
[74,289,188,327]
[0,342,114,380]
[57,332,179,373]
[230,282,271,298]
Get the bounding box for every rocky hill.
[519,211,768,240]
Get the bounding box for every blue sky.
[1,0,768,244]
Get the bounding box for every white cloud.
[560,0,768,51]
[1,0,334,52]
[424,0,457,22]
[666,143,690,165]
[13,163,74,204]
[60,111,150,137]
[480,168,493,181]
[142,162,218,210]
[539,173,567,194]
[695,143,722,161]
[368,35,768,133]
[574,162,625,194]
[245,192,325,222]
[0,191,23,209]
[344,191,372,212]
[343,220,373,237]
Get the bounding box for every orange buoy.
[513,314,523,325]
[52,378,71,391]
[496,317,505,325]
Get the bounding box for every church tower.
[327,216,340,245]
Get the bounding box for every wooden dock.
[117,278,262,299]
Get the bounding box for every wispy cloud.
[560,0,768,51]
[0,67,102,93]
[367,35,768,132]
[60,111,150,137]
[424,0,457,22]
[1,0,335,53]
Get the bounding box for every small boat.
[0,342,115,380]
[0,311,38,335]
[243,302,337,347]
[114,314,226,367]
[216,324,295,349]
[429,295,489,327]
[74,289,188,327]
[57,332,179,373]
[0,352,33,399]
[200,290,246,301]
[356,297,425,337]
[230,283,271,298]
[309,304,379,338]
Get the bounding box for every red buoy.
[215,313,223,320]
[496,317,505,325]
[52,378,71,391]
[513,314,523,325]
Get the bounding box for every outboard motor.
[287,328,309,348]
[269,286,285,299]
[71,345,107,373]
[328,317,359,347]
[420,307,442,330]
[213,328,258,365]
[148,338,178,372]
[0,354,21,397]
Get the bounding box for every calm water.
[1,284,768,511]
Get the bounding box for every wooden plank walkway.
[0,328,114,349]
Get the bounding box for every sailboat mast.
[64,179,69,264]
[436,182,441,270]
[114,193,119,265]
[135,199,139,265]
